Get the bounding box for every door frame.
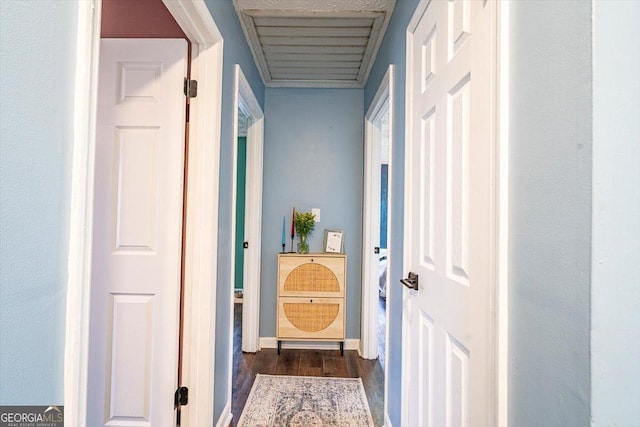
[229,64,264,356]
[401,1,510,426]
[64,1,224,426]
[361,64,394,418]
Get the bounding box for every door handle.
[401,272,419,290]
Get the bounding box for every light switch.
[312,208,321,222]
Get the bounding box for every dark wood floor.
[231,303,385,426]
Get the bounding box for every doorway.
[229,64,264,356]
[228,64,264,425]
[234,110,248,303]
[362,64,395,419]
[86,5,192,425]
[65,1,224,425]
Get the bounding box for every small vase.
[297,234,309,254]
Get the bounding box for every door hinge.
[175,386,188,406]
[184,78,197,98]
[243,241,249,249]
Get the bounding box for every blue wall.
[0,0,78,405]
[260,88,364,338]
[508,2,593,426]
[591,1,640,425]
[203,0,265,423]
[364,1,420,425]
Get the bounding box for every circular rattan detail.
[283,303,339,332]
[283,263,340,293]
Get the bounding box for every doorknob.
[401,272,419,290]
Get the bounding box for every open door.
[403,1,498,426]
[87,38,187,426]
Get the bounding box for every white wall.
[0,0,78,404]
[591,1,640,425]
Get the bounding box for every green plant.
[294,211,316,237]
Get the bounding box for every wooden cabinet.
[277,253,346,354]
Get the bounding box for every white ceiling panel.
[234,0,396,88]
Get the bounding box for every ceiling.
[233,0,396,88]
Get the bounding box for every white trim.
[64,1,101,425]
[228,64,264,356]
[383,67,394,426]
[164,0,222,43]
[361,108,383,360]
[401,5,423,423]
[362,63,394,427]
[384,412,394,427]
[226,64,265,427]
[172,3,224,424]
[361,66,394,358]
[264,80,368,89]
[65,1,224,426]
[178,44,223,421]
[402,0,507,425]
[259,337,361,351]
[214,401,233,427]
[496,1,510,425]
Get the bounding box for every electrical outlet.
[312,208,321,222]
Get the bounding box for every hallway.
[231,304,385,426]
[1,1,637,426]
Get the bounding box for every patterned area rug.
[237,374,375,427]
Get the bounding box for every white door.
[403,1,496,426]
[87,39,187,427]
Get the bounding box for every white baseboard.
[214,400,232,427]
[259,337,360,351]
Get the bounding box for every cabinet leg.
[277,340,282,355]
[340,341,344,356]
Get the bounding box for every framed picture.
[323,229,345,253]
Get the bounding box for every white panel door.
[88,39,187,427]
[403,1,496,426]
